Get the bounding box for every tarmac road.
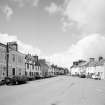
[0,76,105,105]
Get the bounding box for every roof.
[0,42,25,56]
[86,61,97,67]
[39,59,49,68]
[71,58,105,68]
[0,43,6,47]
[35,62,40,66]
[78,61,88,67]
[96,59,105,66]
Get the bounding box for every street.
[0,76,105,105]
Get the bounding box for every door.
[12,68,15,76]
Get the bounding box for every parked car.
[16,76,27,84]
[86,74,92,79]
[92,74,101,80]
[79,73,86,78]
[5,76,27,85]
[0,80,5,86]
[5,77,17,85]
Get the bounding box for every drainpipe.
[6,43,9,77]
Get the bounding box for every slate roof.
[71,58,105,68]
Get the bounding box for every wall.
[0,44,6,80]
[95,66,105,79]
[8,50,25,77]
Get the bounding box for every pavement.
[0,76,105,105]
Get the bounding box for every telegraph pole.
[6,43,9,77]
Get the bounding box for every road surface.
[0,76,105,105]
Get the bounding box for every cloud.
[0,33,41,55]
[33,0,39,7]
[11,0,25,7]
[0,5,13,20]
[62,0,105,33]
[47,34,105,68]
[45,2,62,15]
[44,0,105,67]
[11,0,40,7]
[44,0,105,33]
[68,34,105,59]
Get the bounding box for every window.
[27,63,29,69]
[18,56,21,63]
[5,54,7,60]
[38,66,40,70]
[97,72,100,76]
[25,71,27,76]
[32,65,34,69]
[37,66,38,71]
[30,72,31,76]
[34,72,35,76]
[36,66,37,71]
[32,72,33,76]
[3,72,5,76]
[36,72,39,76]
[12,54,15,62]
[2,67,6,76]
[19,69,21,75]
[19,72,21,75]
[3,67,6,71]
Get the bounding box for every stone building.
[0,43,7,80]
[8,50,25,77]
[0,42,25,81]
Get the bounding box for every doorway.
[12,68,15,76]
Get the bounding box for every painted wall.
[95,66,105,79]
[70,67,80,75]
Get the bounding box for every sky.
[1,0,105,68]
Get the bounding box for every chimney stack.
[89,58,95,62]
[33,55,38,62]
[99,56,103,61]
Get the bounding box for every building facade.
[25,54,42,79]
[0,42,25,81]
[70,57,105,80]
[39,59,49,78]
[0,43,7,80]
[8,50,25,78]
